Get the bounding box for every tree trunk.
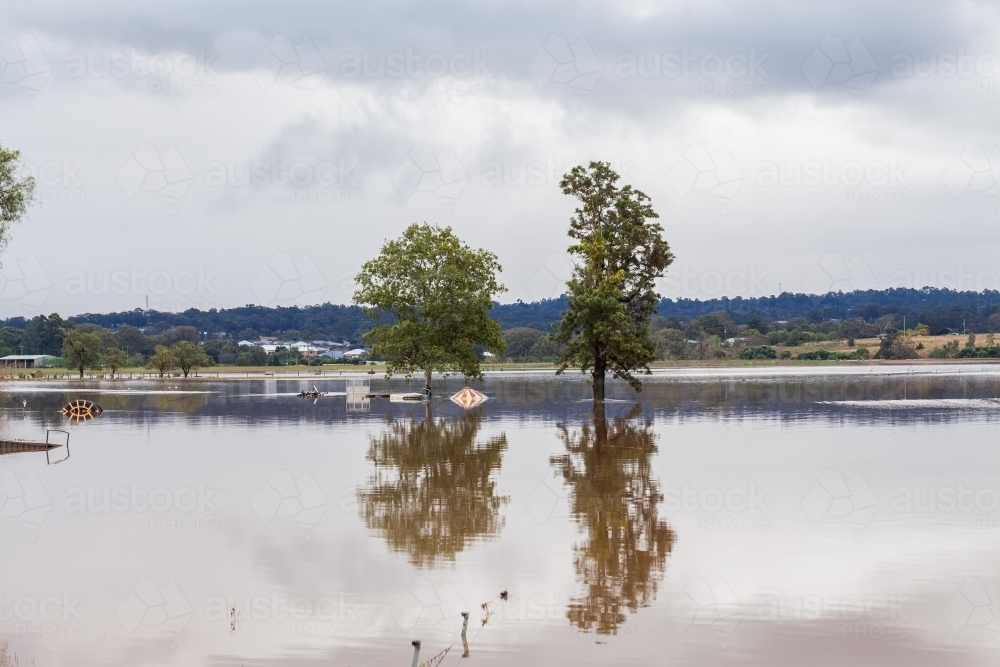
[592,348,606,403]
[78,364,84,379]
[424,367,432,397]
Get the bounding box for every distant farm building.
[0,354,58,368]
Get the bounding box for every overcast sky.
[2,0,999,317]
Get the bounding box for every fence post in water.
[411,640,421,667]
[461,611,470,657]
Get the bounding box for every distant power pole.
[145,295,149,310]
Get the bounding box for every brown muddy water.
[2,366,1000,666]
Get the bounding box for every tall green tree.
[0,142,35,254]
[147,345,178,378]
[353,223,507,395]
[62,329,102,378]
[173,340,210,377]
[554,162,674,402]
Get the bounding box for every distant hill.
[8,287,999,340]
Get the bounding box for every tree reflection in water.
[358,406,508,568]
[552,404,675,635]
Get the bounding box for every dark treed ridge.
[1,288,998,340]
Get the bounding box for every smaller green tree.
[173,341,210,377]
[62,329,102,378]
[353,223,507,395]
[102,348,128,379]
[147,345,178,378]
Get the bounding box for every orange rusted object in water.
[62,399,103,421]
[450,386,487,409]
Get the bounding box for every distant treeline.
[0,288,997,353]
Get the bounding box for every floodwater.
[3,366,1000,666]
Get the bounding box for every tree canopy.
[62,329,102,378]
[554,162,674,401]
[353,223,507,393]
[0,142,35,255]
[102,348,128,378]
[173,340,211,377]
[147,345,178,378]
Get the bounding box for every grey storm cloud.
[1,0,999,315]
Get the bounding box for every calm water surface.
[3,367,1000,666]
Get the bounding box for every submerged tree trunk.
[592,398,607,434]
[592,348,606,403]
[424,367,433,397]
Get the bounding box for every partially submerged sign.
[450,387,487,409]
[62,399,103,421]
